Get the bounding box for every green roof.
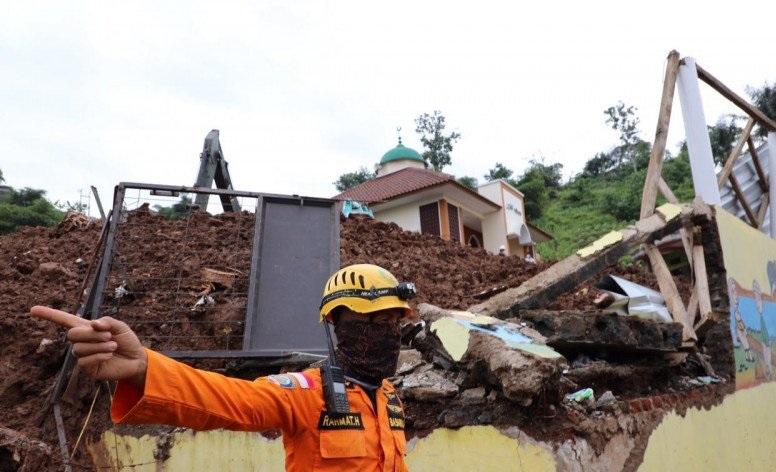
[380,143,424,165]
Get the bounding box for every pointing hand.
[30,306,147,387]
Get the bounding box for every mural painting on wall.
[717,208,776,389]
[729,276,776,388]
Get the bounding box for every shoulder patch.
[288,372,313,389]
[385,392,405,430]
[267,374,295,389]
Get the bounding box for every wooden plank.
[729,174,758,226]
[692,244,712,324]
[658,177,679,203]
[686,284,699,325]
[470,205,698,317]
[757,193,770,227]
[641,51,681,218]
[718,118,755,188]
[695,63,776,132]
[748,136,769,192]
[645,244,697,342]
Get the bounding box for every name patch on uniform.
[318,411,364,430]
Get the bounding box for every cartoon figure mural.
[728,275,776,387]
[717,209,776,389]
[730,278,754,363]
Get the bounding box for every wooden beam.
[641,51,681,218]
[718,118,755,188]
[692,244,712,325]
[469,203,710,318]
[645,244,697,342]
[757,193,770,228]
[748,136,769,192]
[658,177,679,203]
[679,221,694,274]
[695,63,776,132]
[729,174,758,226]
[686,284,699,325]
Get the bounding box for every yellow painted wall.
[406,426,555,472]
[89,429,286,471]
[93,384,776,472]
[92,426,556,472]
[640,382,776,471]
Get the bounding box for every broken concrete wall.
[89,380,776,472]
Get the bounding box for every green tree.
[582,152,617,177]
[604,102,641,170]
[523,158,563,188]
[456,176,478,190]
[154,196,194,220]
[748,82,776,139]
[707,116,743,166]
[0,187,64,234]
[8,188,48,207]
[414,111,461,171]
[334,167,375,192]
[0,168,4,183]
[511,159,562,220]
[484,163,513,181]
[514,173,547,220]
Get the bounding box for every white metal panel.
[678,58,722,205]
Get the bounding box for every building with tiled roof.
[334,139,552,257]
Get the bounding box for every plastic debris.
[341,200,374,218]
[566,388,594,403]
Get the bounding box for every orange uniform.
[111,349,409,471]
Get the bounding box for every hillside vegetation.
[534,149,695,260]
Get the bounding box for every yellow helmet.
[319,264,416,321]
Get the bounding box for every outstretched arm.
[30,306,298,433]
[30,306,147,386]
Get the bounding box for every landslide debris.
[0,210,730,470]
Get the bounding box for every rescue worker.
[30,264,413,471]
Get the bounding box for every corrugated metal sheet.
[720,142,770,235]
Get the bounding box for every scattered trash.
[35,338,54,354]
[696,375,722,385]
[192,294,215,310]
[341,200,374,218]
[114,282,129,299]
[566,387,594,403]
[597,274,671,322]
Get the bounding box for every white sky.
[1,1,775,214]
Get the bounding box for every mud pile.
[340,215,548,310]
[0,210,728,471]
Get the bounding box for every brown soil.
[340,216,548,311]
[0,211,725,470]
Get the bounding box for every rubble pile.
[389,303,724,440]
[0,209,732,470]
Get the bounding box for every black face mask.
[334,318,401,386]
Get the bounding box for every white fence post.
[677,57,722,206]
